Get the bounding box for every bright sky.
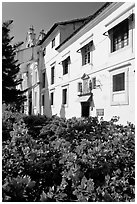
[2,1,106,46]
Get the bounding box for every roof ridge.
[56,16,89,25]
[38,2,112,46]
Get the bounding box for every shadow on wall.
[60,105,66,118]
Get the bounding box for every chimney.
[37,29,46,43]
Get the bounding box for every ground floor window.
[50,92,54,106]
[62,88,67,105]
[113,72,125,92]
[42,94,45,106]
[110,66,129,105]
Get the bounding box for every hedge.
[2,113,135,202]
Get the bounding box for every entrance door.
[81,102,90,117]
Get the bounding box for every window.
[81,43,92,65]
[42,72,45,88]
[63,57,70,75]
[92,77,96,89]
[42,94,45,106]
[78,82,82,93]
[113,73,125,92]
[62,88,67,105]
[110,19,129,52]
[52,38,55,48]
[50,92,54,106]
[51,66,55,85]
[110,66,129,105]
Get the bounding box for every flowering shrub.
[2,114,135,202]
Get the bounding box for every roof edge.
[56,2,112,50]
[38,16,89,45]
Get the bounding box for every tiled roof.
[38,2,112,47]
[38,16,89,45]
[56,2,112,50]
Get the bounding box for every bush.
[2,115,135,202]
[23,115,48,138]
[2,104,25,141]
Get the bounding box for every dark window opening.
[51,66,55,85]
[50,92,54,105]
[82,43,92,65]
[113,72,125,92]
[62,88,67,105]
[63,57,69,75]
[110,19,129,52]
[42,94,45,106]
[42,72,45,88]
[52,38,55,48]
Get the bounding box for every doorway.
[81,102,90,117]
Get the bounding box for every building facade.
[16,26,42,115]
[18,2,135,124]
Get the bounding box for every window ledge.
[81,63,93,69]
[111,101,129,106]
[109,44,130,57]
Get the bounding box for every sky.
[2,1,106,46]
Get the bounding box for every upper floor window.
[81,42,92,65]
[62,57,70,75]
[42,72,45,88]
[51,66,55,85]
[52,38,55,48]
[110,19,129,52]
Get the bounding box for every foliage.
[2,114,135,202]
[2,104,25,141]
[23,115,48,138]
[2,20,26,109]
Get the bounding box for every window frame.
[62,86,69,107]
[62,57,70,75]
[109,19,129,53]
[81,42,92,66]
[110,66,129,106]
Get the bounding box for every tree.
[2,20,26,110]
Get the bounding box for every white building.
[39,2,135,124]
[17,26,43,115]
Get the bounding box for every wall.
[43,2,135,124]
